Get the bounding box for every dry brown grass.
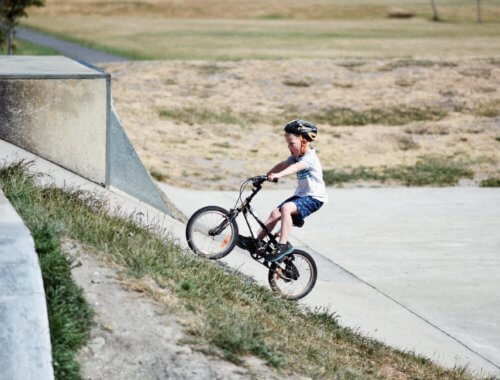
[30,0,500,21]
[101,58,500,189]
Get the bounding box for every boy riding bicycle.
[250,119,328,262]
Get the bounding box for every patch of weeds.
[396,135,420,151]
[337,61,366,70]
[282,78,312,87]
[385,156,473,186]
[475,86,496,94]
[495,136,500,142]
[395,79,414,87]
[460,67,491,79]
[213,142,231,149]
[164,78,177,85]
[404,124,449,135]
[471,100,500,118]
[250,149,259,154]
[159,107,263,126]
[480,177,500,187]
[196,63,227,75]
[332,81,353,89]
[324,156,473,186]
[306,106,446,126]
[150,169,169,182]
[381,59,457,71]
[208,175,225,181]
[485,57,500,67]
[323,167,384,185]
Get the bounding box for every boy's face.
[286,133,302,156]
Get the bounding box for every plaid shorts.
[278,196,323,227]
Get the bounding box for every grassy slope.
[0,162,494,380]
[0,165,93,379]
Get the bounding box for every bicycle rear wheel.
[186,206,239,260]
[268,249,317,300]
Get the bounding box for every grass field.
[23,0,500,60]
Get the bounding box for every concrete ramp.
[0,56,183,220]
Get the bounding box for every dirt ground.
[102,58,500,190]
[62,239,283,380]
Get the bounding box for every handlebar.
[251,175,278,187]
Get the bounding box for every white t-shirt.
[287,149,329,203]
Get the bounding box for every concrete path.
[0,189,53,379]
[159,182,500,377]
[16,27,128,64]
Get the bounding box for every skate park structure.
[0,56,499,378]
[0,56,183,220]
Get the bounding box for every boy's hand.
[267,173,281,182]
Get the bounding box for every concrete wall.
[0,56,183,219]
[0,78,107,184]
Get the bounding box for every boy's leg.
[278,202,299,244]
[256,208,281,240]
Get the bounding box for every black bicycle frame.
[230,184,279,245]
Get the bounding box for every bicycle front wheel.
[185,206,239,260]
[268,249,317,300]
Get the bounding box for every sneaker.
[266,242,294,262]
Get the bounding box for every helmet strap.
[299,137,310,157]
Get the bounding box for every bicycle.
[185,175,318,300]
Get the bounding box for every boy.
[258,119,328,262]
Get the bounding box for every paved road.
[160,183,500,377]
[16,27,128,64]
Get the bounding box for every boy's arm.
[268,161,307,181]
[266,160,290,175]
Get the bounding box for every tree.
[0,0,45,54]
[476,0,482,22]
[430,0,440,21]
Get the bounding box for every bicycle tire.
[186,205,239,260]
[268,249,317,300]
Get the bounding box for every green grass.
[0,38,60,55]
[0,164,93,380]
[159,106,264,126]
[480,177,500,187]
[324,155,474,186]
[22,17,500,61]
[0,162,488,379]
[300,106,447,126]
